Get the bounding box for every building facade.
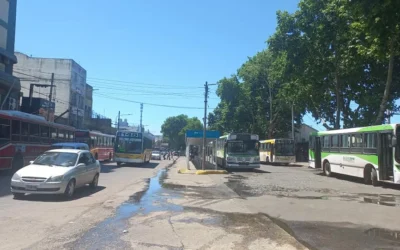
[14,52,88,128]
[0,0,20,110]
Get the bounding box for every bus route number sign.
[118,132,141,138]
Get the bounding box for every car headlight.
[11,173,21,181]
[48,175,64,182]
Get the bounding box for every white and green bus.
[309,124,400,186]
[215,133,260,169]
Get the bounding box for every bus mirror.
[391,136,397,147]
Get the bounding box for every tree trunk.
[334,71,341,129]
[375,39,395,125]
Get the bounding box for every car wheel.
[90,174,99,189]
[117,162,121,166]
[13,193,25,199]
[64,179,76,199]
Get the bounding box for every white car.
[151,151,161,160]
[10,149,101,199]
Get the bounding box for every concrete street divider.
[195,170,228,175]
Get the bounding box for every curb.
[195,170,228,175]
[177,169,195,174]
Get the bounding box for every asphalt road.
[208,163,400,250]
[0,160,171,250]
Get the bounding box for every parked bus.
[0,110,75,172]
[309,124,400,186]
[259,139,295,164]
[114,130,153,165]
[75,130,115,161]
[215,133,260,169]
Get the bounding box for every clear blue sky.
[15,0,399,135]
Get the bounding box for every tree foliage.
[161,115,202,150]
[209,0,400,137]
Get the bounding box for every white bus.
[215,133,260,169]
[309,124,400,186]
[114,130,153,166]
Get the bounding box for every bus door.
[270,143,274,162]
[378,133,393,180]
[315,137,322,168]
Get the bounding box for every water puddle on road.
[68,169,183,250]
[223,174,400,207]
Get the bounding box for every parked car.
[10,149,101,199]
[50,142,89,150]
[151,151,161,160]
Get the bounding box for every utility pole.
[117,111,121,130]
[140,103,143,133]
[202,82,208,170]
[47,73,54,121]
[140,103,144,155]
[0,79,16,110]
[291,103,295,141]
[386,109,391,124]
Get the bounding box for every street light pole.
[117,111,120,130]
[202,82,208,170]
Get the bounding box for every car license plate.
[25,185,38,191]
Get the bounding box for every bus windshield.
[115,138,142,154]
[227,140,259,155]
[275,140,294,156]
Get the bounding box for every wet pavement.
[209,163,400,250]
[69,162,307,250]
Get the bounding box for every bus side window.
[21,122,29,141]
[363,133,377,154]
[71,131,75,141]
[0,118,10,140]
[41,126,50,143]
[11,120,20,141]
[351,134,363,153]
[30,123,40,142]
[51,128,57,143]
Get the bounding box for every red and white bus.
[75,130,115,161]
[0,110,76,172]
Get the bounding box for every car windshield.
[33,152,78,167]
[227,140,259,155]
[115,138,142,154]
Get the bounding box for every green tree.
[161,115,202,149]
[349,0,400,124]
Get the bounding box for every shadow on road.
[100,164,116,174]
[19,186,106,202]
[313,172,400,191]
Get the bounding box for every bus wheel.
[117,162,121,166]
[323,161,332,177]
[370,168,379,186]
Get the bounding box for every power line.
[94,92,213,110]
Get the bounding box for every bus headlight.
[227,157,235,162]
